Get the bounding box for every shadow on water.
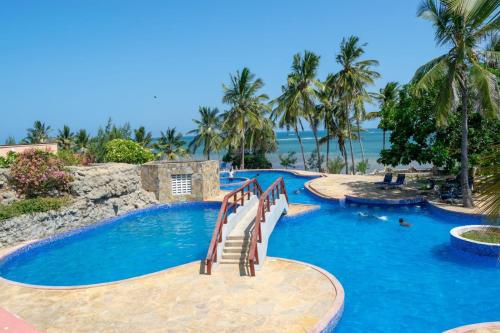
[431,243,500,268]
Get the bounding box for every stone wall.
[141,160,219,202]
[0,163,158,247]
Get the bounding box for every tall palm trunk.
[207,149,211,160]
[311,124,322,172]
[326,127,330,166]
[294,126,308,170]
[345,109,355,174]
[241,134,245,170]
[339,138,348,174]
[356,118,366,162]
[459,74,473,207]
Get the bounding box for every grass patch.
[0,196,72,222]
[461,228,500,244]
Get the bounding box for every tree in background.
[367,81,399,151]
[286,51,323,171]
[188,107,222,160]
[4,136,16,145]
[24,121,51,144]
[74,129,90,153]
[56,125,75,150]
[222,67,269,169]
[134,126,153,148]
[330,36,380,173]
[88,118,133,162]
[154,127,187,160]
[326,156,346,174]
[413,0,499,207]
[279,152,297,169]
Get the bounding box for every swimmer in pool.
[358,212,388,221]
[399,218,411,227]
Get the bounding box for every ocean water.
[186,128,392,172]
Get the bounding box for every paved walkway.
[0,257,341,333]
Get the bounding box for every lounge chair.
[381,174,405,189]
[375,173,393,185]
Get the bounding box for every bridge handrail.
[248,177,288,276]
[205,178,262,274]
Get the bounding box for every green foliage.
[88,119,132,162]
[461,229,500,244]
[74,129,91,153]
[279,152,297,169]
[57,149,83,166]
[327,156,345,174]
[154,128,188,160]
[222,150,272,169]
[0,197,71,222]
[104,139,154,164]
[307,148,324,171]
[188,107,222,159]
[24,121,51,144]
[378,84,500,171]
[0,151,19,168]
[56,125,75,150]
[134,126,153,147]
[5,136,16,145]
[356,159,369,174]
[10,149,72,198]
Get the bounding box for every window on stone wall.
[171,174,192,195]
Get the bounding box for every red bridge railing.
[248,177,288,276]
[205,178,262,274]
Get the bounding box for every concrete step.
[220,259,249,265]
[223,246,250,253]
[222,253,249,260]
[226,235,246,241]
[224,240,250,247]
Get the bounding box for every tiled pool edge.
[450,225,500,257]
[269,257,344,333]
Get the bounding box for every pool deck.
[0,249,343,333]
[305,173,485,215]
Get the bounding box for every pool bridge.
[205,177,289,276]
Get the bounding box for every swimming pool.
[0,170,498,332]
[0,202,220,286]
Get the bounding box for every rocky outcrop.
[0,163,158,247]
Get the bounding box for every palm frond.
[469,61,500,119]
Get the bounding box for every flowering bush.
[9,149,73,197]
[104,139,154,164]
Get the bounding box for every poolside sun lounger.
[375,173,393,185]
[381,174,405,189]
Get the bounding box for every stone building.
[140,160,219,202]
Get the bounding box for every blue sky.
[0,0,444,142]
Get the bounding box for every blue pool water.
[0,170,498,332]
[0,202,219,286]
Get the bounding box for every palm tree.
[366,82,400,150]
[154,127,188,160]
[222,67,269,169]
[56,125,74,150]
[75,129,90,153]
[188,107,222,160]
[24,120,51,144]
[413,0,499,207]
[134,126,153,147]
[4,136,16,145]
[272,84,309,170]
[277,51,324,171]
[330,36,380,173]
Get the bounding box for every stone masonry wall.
[0,163,158,247]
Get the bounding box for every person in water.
[399,218,411,227]
[358,212,388,221]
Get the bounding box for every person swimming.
[399,218,411,227]
[358,212,388,221]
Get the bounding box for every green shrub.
[327,156,346,174]
[104,139,154,164]
[57,149,83,166]
[0,151,19,168]
[356,159,370,174]
[0,197,71,221]
[10,149,73,198]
